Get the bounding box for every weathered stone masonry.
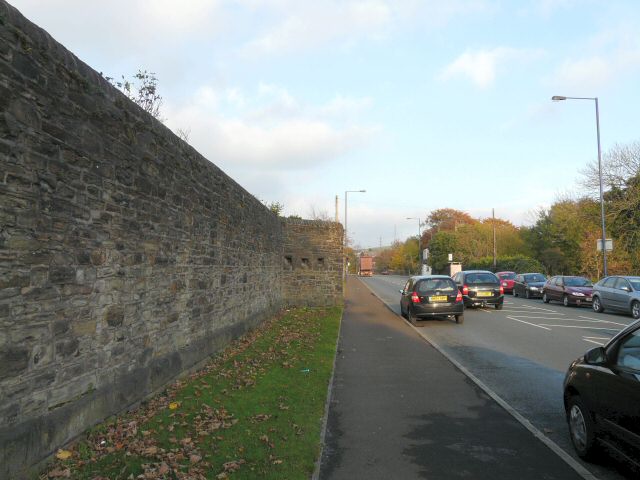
[0,2,343,477]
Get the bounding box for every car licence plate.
[429,295,448,302]
[477,291,493,297]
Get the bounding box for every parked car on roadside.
[399,275,464,324]
[513,273,547,299]
[496,271,516,294]
[563,319,640,469]
[542,276,593,307]
[452,270,504,309]
[592,276,640,319]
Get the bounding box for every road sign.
[596,239,613,251]
[447,253,453,262]
[423,249,429,260]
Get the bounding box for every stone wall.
[0,2,342,477]
[282,219,344,307]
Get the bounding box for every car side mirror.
[399,289,404,294]
[584,346,607,365]
[621,286,631,292]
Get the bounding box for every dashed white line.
[583,339,606,346]
[506,316,552,330]
[538,324,620,330]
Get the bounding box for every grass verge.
[43,306,342,480]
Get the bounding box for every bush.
[464,255,545,274]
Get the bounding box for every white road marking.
[583,339,606,346]
[583,336,610,340]
[506,316,552,330]
[538,324,620,330]
[563,318,628,326]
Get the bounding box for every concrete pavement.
[318,276,586,479]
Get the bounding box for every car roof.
[496,271,515,274]
[462,270,495,274]
[522,272,545,275]
[410,275,454,280]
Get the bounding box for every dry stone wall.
[0,2,342,477]
[282,219,344,307]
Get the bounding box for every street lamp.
[344,190,366,279]
[406,217,422,274]
[551,95,607,275]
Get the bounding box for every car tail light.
[411,291,420,303]
[500,286,504,295]
[456,291,463,302]
[462,285,469,295]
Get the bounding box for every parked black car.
[563,319,640,469]
[542,276,593,307]
[452,270,504,309]
[399,275,464,325]
[513,273,547,299]
[592,276,640,320]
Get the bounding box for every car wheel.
[563,295,570,307]
[542,292,550,303]
[592,296,604,313]
[494,303,503,310]
[407,307,418,326]
[525,289,530,299]
[567,396,599,461]
[632,300,640,320]
[455,314,464,324]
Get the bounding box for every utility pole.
[335,195,339,222]
[492,208,497,270]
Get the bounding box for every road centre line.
[538,324,621,331]
[565,318,628,326]
[505,316,552,330]
[578,315,628,327]
[583,339,605,346]
[501,310,564,315]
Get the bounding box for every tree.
[580,141,640,196]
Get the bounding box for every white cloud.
[165,85,377,170]
[241,0,492,55]
[438,47,543,88]
[546,28,640,91]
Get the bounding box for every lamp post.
[551,95,607,275]
[344,190,366,280]
[406,217,422,274]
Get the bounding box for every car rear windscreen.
[416,278,456,293]
[466,273,498,284]
[524,274,546,283]
[498,273,516,280]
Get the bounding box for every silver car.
[592,276,640,319]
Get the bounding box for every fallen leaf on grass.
[55,449,72,460]
[190,454,202,464]
[48,467,70,478]
[142,446,158,456]
[158,463,170,475]
[222,459,246,472]
[169,402,180,410]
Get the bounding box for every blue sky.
[11,0,640,248]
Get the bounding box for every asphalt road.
[319,277,585,480]
[361,274,638,480]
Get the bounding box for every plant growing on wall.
[106,70,163,119]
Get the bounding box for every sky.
[10,0,640,249]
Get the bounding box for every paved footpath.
[318,277,586,480]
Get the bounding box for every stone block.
[0,346,30,380]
